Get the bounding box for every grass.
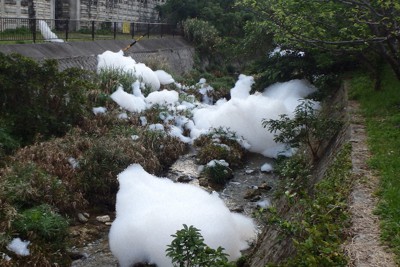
[349,66,400,263]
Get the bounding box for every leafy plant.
[0,53,92,146]
[195,127,246,168]
[203,160,233,186]
[265,145,352,267]
[263,99,342,160]
[166,224,233,267]
[13,204,69,246]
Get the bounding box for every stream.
[70,153,277,267]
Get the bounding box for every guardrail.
[0,17,180,43]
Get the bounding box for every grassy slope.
[349,66,400,262]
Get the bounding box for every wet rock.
[258,182,272,191]
[78,213,89,223]
[96,215,110,223]
[176,175,193,183]
[245,169,255,174]
[244,189,262,200]
[230,205,245,213]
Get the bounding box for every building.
[0,0,163,22]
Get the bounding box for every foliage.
[140,128,188,168]
[157,0,253,37]
[195,128,246,168]
[182,19,221,55]
[349,67,400,263]
[203,160,233,186]
[1,162,69,211]
[13,204,69,246]
[96,67,137,94]
[263,99,342,160]
[237,0,400,83]
[0,53,92,146]
[249,49,348,92]
[273,154,312,198]
[166,224,233,267]
[266,145,352,266]
[78,135,160,208]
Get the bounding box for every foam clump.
[109,164,256,267]
[97,50,160,91]
[154,70,175,85]
[7,238,30,256]
[192,78,317,158]
[110,87,146,113]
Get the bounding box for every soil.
[344,97,397,267]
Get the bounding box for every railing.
[0,17,180,43]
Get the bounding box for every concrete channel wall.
[0,36,195,74]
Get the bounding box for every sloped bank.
[246,84,353,266]
[0,37,194,75]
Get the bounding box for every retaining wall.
[0,36,194,74]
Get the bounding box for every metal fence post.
[91,21,95,40]
[160,23,163,38]
[32,19,36,43]
[131,22,134,39]
[65,19,69,41]
[147,23,150,38]
[113,22,117,40]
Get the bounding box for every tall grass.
[350,66,400,262]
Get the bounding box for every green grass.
[349,66,400,263]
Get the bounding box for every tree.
[237,0,400,86]
[263,100,342,161]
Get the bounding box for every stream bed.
[71,153,277,267]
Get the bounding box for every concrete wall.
[0,36,194,75]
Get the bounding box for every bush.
[13,204,69,246]
[0,53,93,146]
[78,136,160,208]
[166,224,233,267]
[195,128,246,168]
[96,67,138,94]
[1,163,70,211]
[203,160,233,186]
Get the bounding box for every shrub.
[263,99,342,160]
[1,163,70,211]
[166,224,233,267]
[203,160,233,186]
[78,135,162,207]
[13,204,69,246]
[96,67,137,94]
[195,128,246,168]
[0,53,92,146]
[140,128,188,168]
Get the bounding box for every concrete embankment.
[0,37,194,74]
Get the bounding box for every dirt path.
[345,95,397,266]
